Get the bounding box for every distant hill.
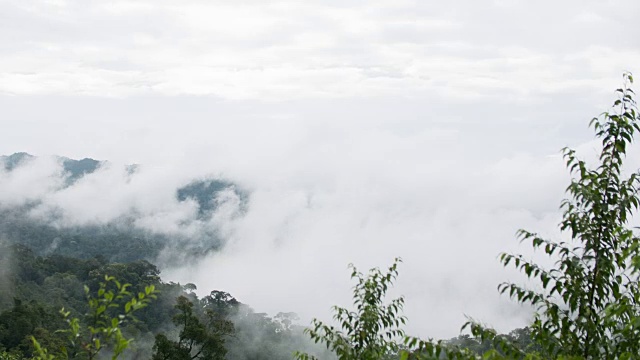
[1,152,35,171]
[0,152,247,265]
[60,156,102,185]
[177,178,247,218]
[1,152,103,186]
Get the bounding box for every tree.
[152,293,236,360]
[295,258,408,360]
[0,300,50,353]
[466,73,640,359]
[31,275,157,360]
[294,259,478,360]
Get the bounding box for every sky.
[2,0,640,339]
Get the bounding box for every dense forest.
[0,239,527,360]
[0,154,335,359]
[0,242,337,359]
[2,74,640,359]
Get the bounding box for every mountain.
[1,152,103,186]
[1,152,34,171]
[60,156,102,185]
[177,178,247,218]
[0,153,247,265]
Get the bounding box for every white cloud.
[1,0,637,99]
[0,156,64,206]
[163,145,570,337]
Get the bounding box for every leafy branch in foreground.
[32,275,157,360]
[294,259,483,360]
[295,258,407,360]
[468,73,640,359]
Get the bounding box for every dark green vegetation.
[0,243,333,359]
[0,155,305,359]
[0,206,235,266]
[31,275,158,360]
[0,210,169,263]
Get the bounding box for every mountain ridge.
[0,152,247,265]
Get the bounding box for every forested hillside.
[0,242,335,359]
[0,155,528,359]
[0,155,326,359]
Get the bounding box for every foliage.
[443,327,539,358]
[31,275,157,360]
[0,351,27,360]
[0,215,169,264]
[293,259,482,360]
[295,258,407,360]
[151,292,236,360]
[464,73,640,359]
[292,258,537,360]
[1,244,324,359]
[0,300,62,357]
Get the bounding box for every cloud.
[0,156,65,206]
[1,0,637,99]
[0,154,243,240]
[156,118,581,337]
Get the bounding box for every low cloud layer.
[0,122,605,338]
[164,142,570,338]
[2,90,639,338]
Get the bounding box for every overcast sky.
[2,0,640,339]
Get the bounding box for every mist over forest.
[0,151,547,359]
[0,148,557,338]
[2,0,640,358]
[0,152,338,358]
